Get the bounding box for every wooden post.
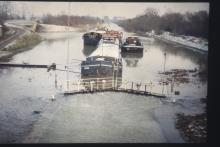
[145,85,146,93]
[131,82,133,90]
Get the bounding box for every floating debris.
[32,110,41,115]
[158,68,199,84]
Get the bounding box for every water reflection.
[121,52,143,67]
[154,39,207,71]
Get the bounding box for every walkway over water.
[64,88,166,98]
[61,77,166,98]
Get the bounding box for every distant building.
[0,25,2,37]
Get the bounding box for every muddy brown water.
[0,23,207,143]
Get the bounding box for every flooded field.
[0,24,207,143]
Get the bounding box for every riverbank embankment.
[0,33,43,61]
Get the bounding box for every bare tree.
[117,10,208,39]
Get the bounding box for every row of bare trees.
[41,14,102,27]
[117,8,209,39]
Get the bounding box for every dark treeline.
[42,14,102,27]
[116,8,209,39]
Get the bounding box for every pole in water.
[55,72,57,88]
[145,85,147,93]
[171,77,174,93]
[131,82,133,90]
[163,53,166,73]
[162,52,166,95]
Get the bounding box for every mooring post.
[132,82,133,90]
[145,85,147,93]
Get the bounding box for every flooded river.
[0,23,207,143]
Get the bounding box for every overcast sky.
[12,2,209,19]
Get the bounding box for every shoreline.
[133,31,208,54]
[0,23,91,62]
[0,33,43,62]
[153,35,208,54]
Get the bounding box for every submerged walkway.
[64,88,166,98]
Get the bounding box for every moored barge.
[121,36,144,52]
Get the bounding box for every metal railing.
[55,76,167,98]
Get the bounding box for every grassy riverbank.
[0,33,43,61]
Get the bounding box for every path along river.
[0,23,207,143]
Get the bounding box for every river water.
[0,23,207,143]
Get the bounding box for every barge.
[121,36,144,53]
[81,35,122,90]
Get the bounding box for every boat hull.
[121,45,144,53]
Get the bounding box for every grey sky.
[12,2,209,19]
